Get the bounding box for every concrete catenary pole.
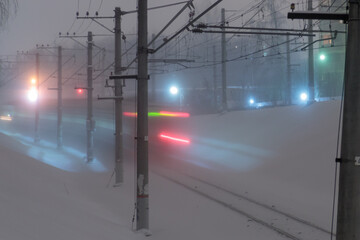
[213,45,217,109]
[86,31,94,162]
[221,8,227,111]
[336,1,360,238]
[151,33,156,103]
[308,0,314,101]
[57,46,63,149]
[136,0,149,232]
[286,34,292,105]
[114,7,123,184]
[34,53,40,143]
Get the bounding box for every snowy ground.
[0,99,341,239]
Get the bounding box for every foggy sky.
[0,0,252,56]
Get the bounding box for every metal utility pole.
[308,0,315,101]
[136,0,150,232]
[213,45,217,110]
[114,7,123,184]
[86,31,94,162]
[34,53,40,143]
[286,35,292,105]
[336,1,360,239]
[221,8,227,111]
[57,46,63,149]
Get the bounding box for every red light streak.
[159,133,190,144]
[123,111,190,118]
[124,112,137,117]
[159,111,190,118]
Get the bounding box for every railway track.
[154,168,334,240]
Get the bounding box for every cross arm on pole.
[288,11,349,22]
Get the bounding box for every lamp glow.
[300,92,308,102]
[169,86,179,95]
[28,87,38,102]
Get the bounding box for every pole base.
[136,228,152,237]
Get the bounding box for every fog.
[0,0,350,239]
[0,0,254,55]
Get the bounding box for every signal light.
[77,89,83,94]
[319,54,326,61]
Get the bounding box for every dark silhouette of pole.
[34,53,40,143]
[308,0,314,101]
[151,33,156,103]
[336,1,360,239]
[86,31,94,162]
[136,0,150,233]
[286,35,292,105]
[114,7,124,184]
[221,8,227,111]
[213,45,217,110]
[57,46,63,149]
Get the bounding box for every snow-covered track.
[154,168,334,240]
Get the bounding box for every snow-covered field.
[0,100,341,239]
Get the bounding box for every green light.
[319,54,326,61]
[148,112,161,117]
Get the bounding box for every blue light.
[300,92,308,102]
[169,86,179,95]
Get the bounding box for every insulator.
[291,3,295,11]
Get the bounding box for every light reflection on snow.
[184,136,272,171]
[0,130,107,172]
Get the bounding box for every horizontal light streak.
[159,133,190,144]
[159,111,190,118]
[124,111,190,118]
[0,115,12,121]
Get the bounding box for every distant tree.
[0,0,17,27]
